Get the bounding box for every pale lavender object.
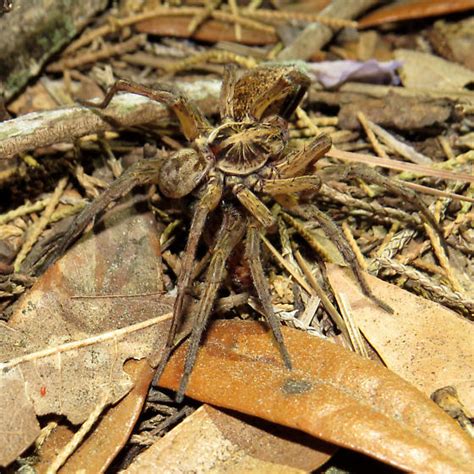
[308,59,402,88]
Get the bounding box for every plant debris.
[0,0,473,471]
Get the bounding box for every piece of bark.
[309,88,452,131]
[429,17,474,71]
[277,0,379,61]
[395,49,474,90]
[0,0,109,100]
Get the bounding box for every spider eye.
[159,149,207,198]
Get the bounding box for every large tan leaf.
[125,405,335,473]
[158,320,474,473]
[0,200,173,467]
[326,264,474,413]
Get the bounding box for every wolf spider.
[44,65,443,402]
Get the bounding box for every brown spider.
[42,65,443,402]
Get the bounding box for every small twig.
[14,177,68,271]
[281,212,333,263]
[373,257,473,316]
[366,120,432,165]
[259,233,313,295]
[357,111,388,159]
[341,221,367,271]
[319,184,422,227]
[46,392,110,474]
[47,35,147,72]
[188,0,222,35]
[1,312,172,370]
[296,107,319,136]
[295,251,350,341]
[326,148,474,186]
[163,50,257,74]
[242,8,358,28]
[334,292,369,358]
[0,199,48,225]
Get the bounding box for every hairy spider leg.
[152,174,223,387]
[246,222,292,369]
[291,204,394,314]
[175,206,247,402]
[233,184,275,228]
[36,158,162,273]
[274,133,332,178]
[340,163,449,254]
[259,175,322,194]
[219,64,239,120]
[80,79,210,141]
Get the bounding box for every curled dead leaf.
[158,320,474,473]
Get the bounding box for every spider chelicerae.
[44,65,443,402]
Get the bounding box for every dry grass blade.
[327,148,474,185]
[158,320,474,473]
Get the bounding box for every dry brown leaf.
[0,200,174,467]
[158,320,474,473]
[33,359,155,474]
[395,49,474,90]
[359,0,474,27]
[125,405,335,473]
[326,264,474,414]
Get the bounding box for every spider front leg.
[219,64,238,120]
[152,173,223,387]
[174,205,246,402]
[246,222,292,369]
[80,79,210,141]
[273,133,332,178]
[258,175,322,195]
[250,68,311,120]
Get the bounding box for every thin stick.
[14,177,68,271]
[326,148,474,185]
[46,392,110,474]
[357,111,388,159]
[1,312,172,370]
[295,251,350,341]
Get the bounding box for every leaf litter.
[1,0,474,471]
[0,198,174,466]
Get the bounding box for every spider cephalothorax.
[45,65,442,401]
